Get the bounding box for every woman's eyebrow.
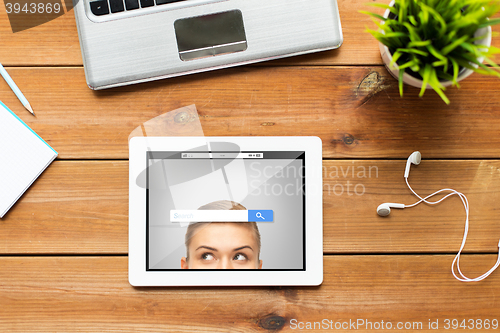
[233,245,253,252]
[195,245,218,251]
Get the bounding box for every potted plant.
[362,0,500,104]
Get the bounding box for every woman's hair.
[184,200,261,259]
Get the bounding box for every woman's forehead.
[189,223,258,247]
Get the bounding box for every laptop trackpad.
[174,10,247,61]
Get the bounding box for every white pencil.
[0,62,35,116]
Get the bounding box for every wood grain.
[0,161,128,254]
[0,5,81,66]
[0,0,499,66]
[1,0,498,329]
[2,160,500,255]
[1,67,500,159]
[0,256,499,332]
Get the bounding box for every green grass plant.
[361,0,500,104]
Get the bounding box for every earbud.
[404,151,421,178]
[377,203,405,217]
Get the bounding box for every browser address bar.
[170,210,273,222]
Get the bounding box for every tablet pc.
[129,137,322,286]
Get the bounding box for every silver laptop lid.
[73,0,343,89]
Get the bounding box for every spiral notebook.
[0,101,58,218]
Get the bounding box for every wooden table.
[2,1,500,331]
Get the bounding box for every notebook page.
[0,102,58,218]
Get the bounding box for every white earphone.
[376,151,422,216]
[377,151,500,282]
[376,203,405,217]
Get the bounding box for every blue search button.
[248,210,273,222]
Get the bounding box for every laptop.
[73,0,343,90]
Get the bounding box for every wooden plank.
[2,160,500,255]
[324,159,500,254]
[0,7,82,66]
[0,0,498,66]
[2,66,500,159]
[0,255,499,332]
[0,161,128,254]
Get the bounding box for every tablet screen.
[146,151,305,271]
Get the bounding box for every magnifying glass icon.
[256,212,265,220]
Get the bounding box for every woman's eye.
[201,253,215,260]
[233,253,248,261]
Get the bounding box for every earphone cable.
[405,178,500,282]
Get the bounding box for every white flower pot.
[379,1,492,89]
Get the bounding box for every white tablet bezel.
[129,136,323,286]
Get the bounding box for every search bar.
[170,210,273,222]
[181,153,263,159]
